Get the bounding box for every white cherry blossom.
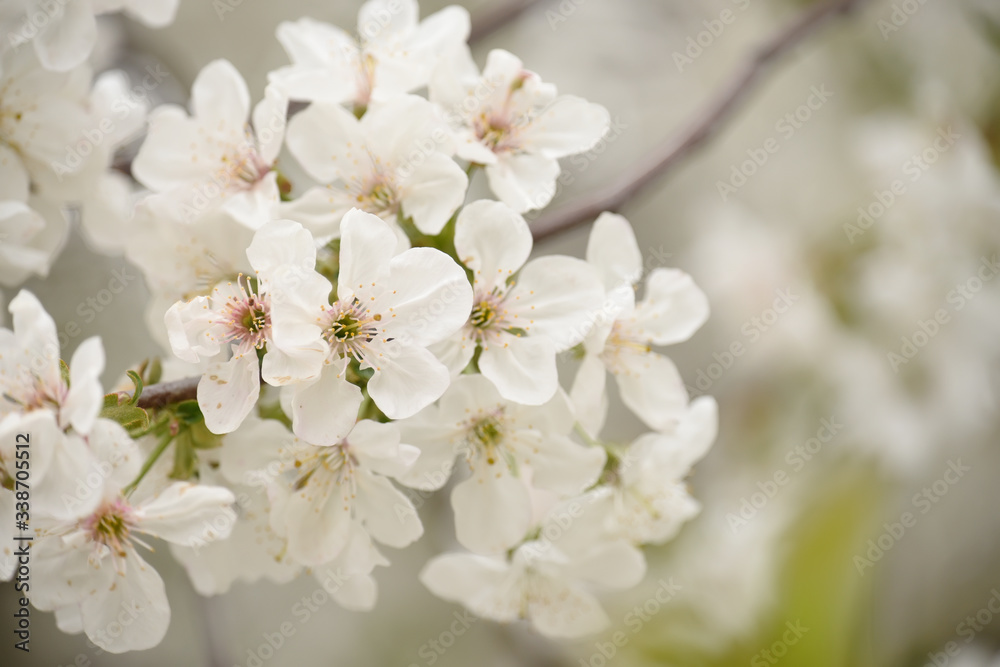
[434,200,604,405]
[398,374,606,555]
[285,94,467,237]
[431,47,610,212]
[571,213,710,433]
[0,290,104,434]
[611,397,718,545]
[270,208,472,445]
[1,0,179,72]
[270,1,470,110]
[132,59,288,228]
[30,419,236,653]
[421,489,645,638]
[164,220,329,434]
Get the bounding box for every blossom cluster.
[0,0,717,652]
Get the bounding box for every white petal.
[587,212,642,291]
[365,343,450,419]
[485,153,560,213]
[399,153,467,235]
[478,334,558,406]
[34,0,97,72]
[454,200,532,288]
[569,354,608,437]
[252,84,288,164]
[285,102,368,184]
[509,256,605,350]
[290,359,363,446]
[337,209,397,299]
[528,579,609,638]
[566,539,647,590]
[191,59,250,131]
[137,482,236,546]
[452,473,531,555]
[63,336,105,434]
[81,550,170,653]
[198,353,260,434]
[614,351,689,432]
[284,473,353,565]
[420,552,517,621]
[514,434,605,497]
[246,218,316,274]
[632,268,710,345]
[382,247,473,346]
[521,95,610,159]
[354,469,423,548]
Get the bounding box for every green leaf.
[189,420,223,450]
[174,400,205,425]
[100,393,150,433]
[126,370,143,405]
[169,430,199,480]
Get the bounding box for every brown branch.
[469,0,545,42]
[529,0,872,242]
[133,0,869,409]
[136,376,199,410]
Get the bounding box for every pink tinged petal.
[587,212,643,291]
[337,209,397,299]
[285,102,368,184]
[454,200,532,286]
[452,473,532,555]
[419,553,516,620]
[365,343,450,419]
[382,247,473,346]
[478,334,558,406]
[485,153,560,214]
[353,469,423,548]
[81,550,171,653]
[137,482,236,545]
[527,579,610,639]
[398,153,468,235]
[521,95,611,159]
[63,337,105,434]
[191,59,251,131]
[510,255,605,350]
[34,0,98,72]
[290,359,364,446]
[198,353,261,435]
[252,85,288,164]
[632,268,710,345]
[569,354,609,437]
[614,351,689,432]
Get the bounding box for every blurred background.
[4,0,1000,665]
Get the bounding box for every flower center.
[322,298,383,360]
[463,410,509,467]
[219,128,272,188]
[86,499,135,557]
[219,277,271,351]
[600,322,652,374]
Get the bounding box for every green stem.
[123,432,173,497]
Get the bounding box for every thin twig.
[136,376,199,409]
[132,0,870,409]
[470,0,545,42]
[529,0,871,242]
